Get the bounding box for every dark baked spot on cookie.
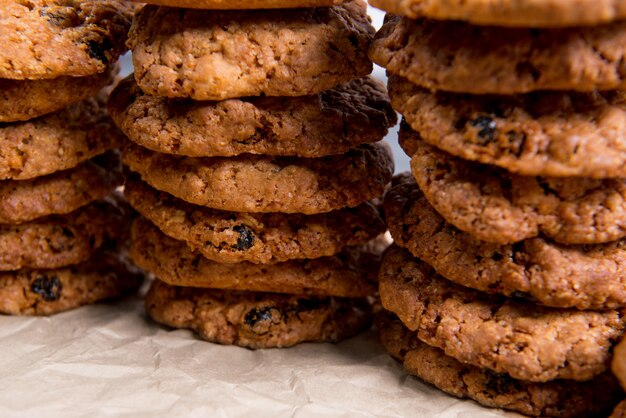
[233,225,255,251]
[468,116,497,143]
[244,306,282,334]
[85,39,112,64]
[31,275,62,302]
[484,369,517,394]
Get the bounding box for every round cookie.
[125,176,385,264]
[0,252,143,316]
[130,217,381,297]
[145,279,371,349]
[406,134,626,245]
[123,141,393,215]
[377,312,623,418]
[131,0,347,8]
[611,400,626,418]
[0,95,124,181]
[385,173,626,310]
[368,0,626,28]
[391,77,626,179]
[379,244,626,382]
[128,2,374,100]
[0,155,122,225]
[370,16,626,94]
[0,1,132,80]
[0,200,126,271]
[0,69,115,122]
[108,75,396,158]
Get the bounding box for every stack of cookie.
[109,0,396,348]
[369,1,626,416]
[0,1,143,316]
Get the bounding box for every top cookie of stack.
[369,1,626,417]
[111,0,396,348]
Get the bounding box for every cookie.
[145,279,371,348]
[124,176,385,264]
[0,69,115,123]
[0,155,122,225]
[129,2,374,100]
[377,312,622,418]
[370,16,626,94]
[0,252,143,316]
[108,75,396,158]
[0,1,132,80]
[123,141,393,215]
[368,0,626,27]
[130,217,381,297]
[0,200,126,272]
[385,173,626,310]
[391,77,626,179]
[379,244,625,382]
[406,134,626,245]
[131,0,348,8]
[612,336,626,390]
[0,95,124,181]
[612,401,626,418]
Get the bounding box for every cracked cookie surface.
[129,1,374,100]
[109,75,396,157]
[378,244,625,382]
[0,0,132,79]
[370,16,626,94]
[145,279,371,348]
[377,312,622,418]
[385,173,626,310]
[123,141,393,215]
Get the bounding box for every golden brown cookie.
[0,155,122,225]
[129,2,374,100]
[0,95,124,180]
[0,252,143,316]
[368,0,626,27]
[0,200,126,271]
[0,1,132,80]
[0,68,115,122]
[379,245,625,383]
[108,75,396,157]
[377,312,622,418]
[370,16,626,94]
[123,141,393,215]
[131,0,347,8]
[406,134,626,245]
[391,75,626,178]
[611,400,626,418]
[130,217,381,297]
[145,279,371,348]
[124,176,385,264]
[385,173,626,310]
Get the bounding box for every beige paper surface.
[0,294,519,417]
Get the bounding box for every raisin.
[484,369,516,393]
[468,116,497,143]
[31,275,62,302]
[232,225,255,251]
[85,39,112,64]
[244,307,282,335]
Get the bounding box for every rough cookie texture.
[0,69,114,122]
[0,155,121,225]
[368,0,626,27]
[385,173,626,310]
[145,279,371,348]
[124,177,385,264]
[129,1,374,100]
[0,252,143,316]
[377,312,622,418]
[612,337,626,390]
[0,1,132,79]
[123,142,393,215]
[370,16,626,94]
[131,218,381,297]
[391,78,626,179]
[132,0,347,8]
[0,95,124,180]
[379,245,626,382]
[0,200,126,271]
[108,75,396,157]
[406,135,626,245]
